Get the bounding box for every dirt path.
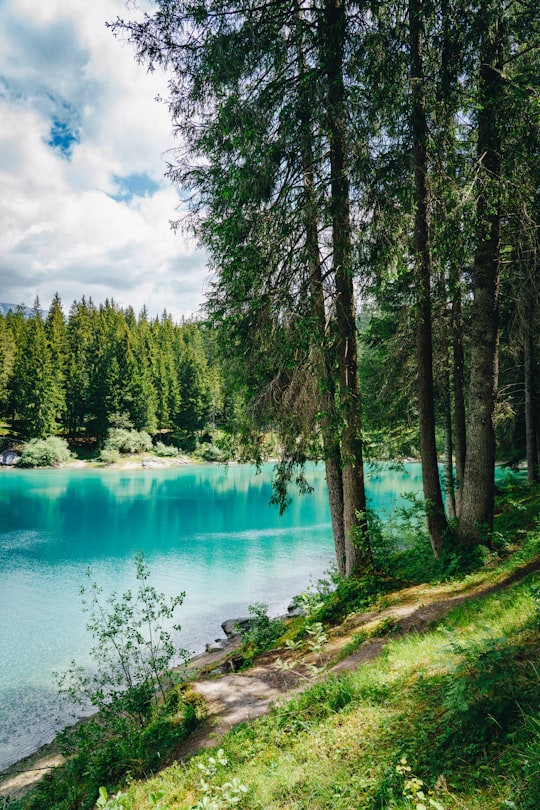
[2,556,539,799]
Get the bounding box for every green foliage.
[96,785,170,809]
[154,441,180,457]
[19,436,72,467]
[99,447,121,465]
[101,427,153,455]
[192,749,248,810]
[441,633,531,749]
[25,692,200,810]
[57,552,189,722]
[24,555,197,810]
[240,603,284,662]
[12,302,64,438]
[0,300,223,450]
[0,797,23,810]
[393,758,445,810]
[314,567,396,624]
[276,590,329,682]
[196,442,225,462]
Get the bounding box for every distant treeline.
[0,295,224,447]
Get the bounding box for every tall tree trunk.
[524,313,539,485]
[442,317,457,519]
[295,0,346,573]
[409,0,448,555]
[458,7,503,544]
[323,0,370,576]
[451,280,467,513]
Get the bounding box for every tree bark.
[409,0,448,555]
[295,0,347,573]
[442,318,457,519]
[323,0,370,576]
[451,282,467,513]
[458,7,503,544]
[524,315,539,485]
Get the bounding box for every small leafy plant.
[275,589,328,681]
[395,758,444,810]
[193,749,248,809]
[240,603,284,661]
[24,553,197,810]
[57,550,189,724]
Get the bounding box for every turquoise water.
[0,462,424,771]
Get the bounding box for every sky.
[0,0,209,321]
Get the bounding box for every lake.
[0,461,424,772]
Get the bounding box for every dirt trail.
[2,556,539,799]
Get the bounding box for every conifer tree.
[13,298,60,438]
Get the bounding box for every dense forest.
[2,0,538,577]
[0,296,225,452]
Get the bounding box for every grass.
[85,535,540,809]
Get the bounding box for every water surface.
[0,461,424,771]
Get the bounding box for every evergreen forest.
[0,296,224,454]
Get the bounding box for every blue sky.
[0,0,208,320]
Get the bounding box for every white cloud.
[0,0,208,320]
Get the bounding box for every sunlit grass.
[116,558,539,809]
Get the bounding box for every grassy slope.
[106,506,540,809]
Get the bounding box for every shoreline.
[0,631,246,797]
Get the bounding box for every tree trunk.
[442,318,457,519]
[409,0,448,555]
[458,8,503,544]
[452,282,467,513]
[323,0,370,576]
[524,318,539,485]
[294,0,346,574]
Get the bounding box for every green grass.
[89,549,539,810]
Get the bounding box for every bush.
[99,448,121,465]
[19,437,72,467]
[102,429,153,455]
[197,443,224,462]
[27,554,198,810]
[154,441,180,457]
[241,603,284,661]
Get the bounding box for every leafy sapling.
[57,550,189,726]
[275,589,328,681]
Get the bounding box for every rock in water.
[221,617,252,637]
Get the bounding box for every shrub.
[99,448,121,465]
[197,442,224,462]
[102,429,153,455]
[241,603,284,662]
[25,554,198,810]
[19,437,72,467]
[154,441,180,458]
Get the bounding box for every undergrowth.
[76,547,540,810]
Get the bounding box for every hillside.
[3,487,539,810]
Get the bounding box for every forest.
[109,0,539,575]
[0,297,224,453]
[2,0,539,579]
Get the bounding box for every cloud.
[0,0,208,320]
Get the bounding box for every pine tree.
[13,298,60,438]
